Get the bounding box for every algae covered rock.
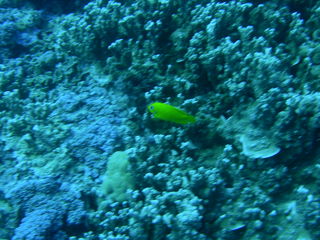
[239,133,280,159]
[101,151,135,202]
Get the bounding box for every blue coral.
[13,208,64,240]
[5,178,86,240]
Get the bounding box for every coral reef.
[0,0,319,239]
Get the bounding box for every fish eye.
[149,106,154,110]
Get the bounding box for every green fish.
[148,102,196,124]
